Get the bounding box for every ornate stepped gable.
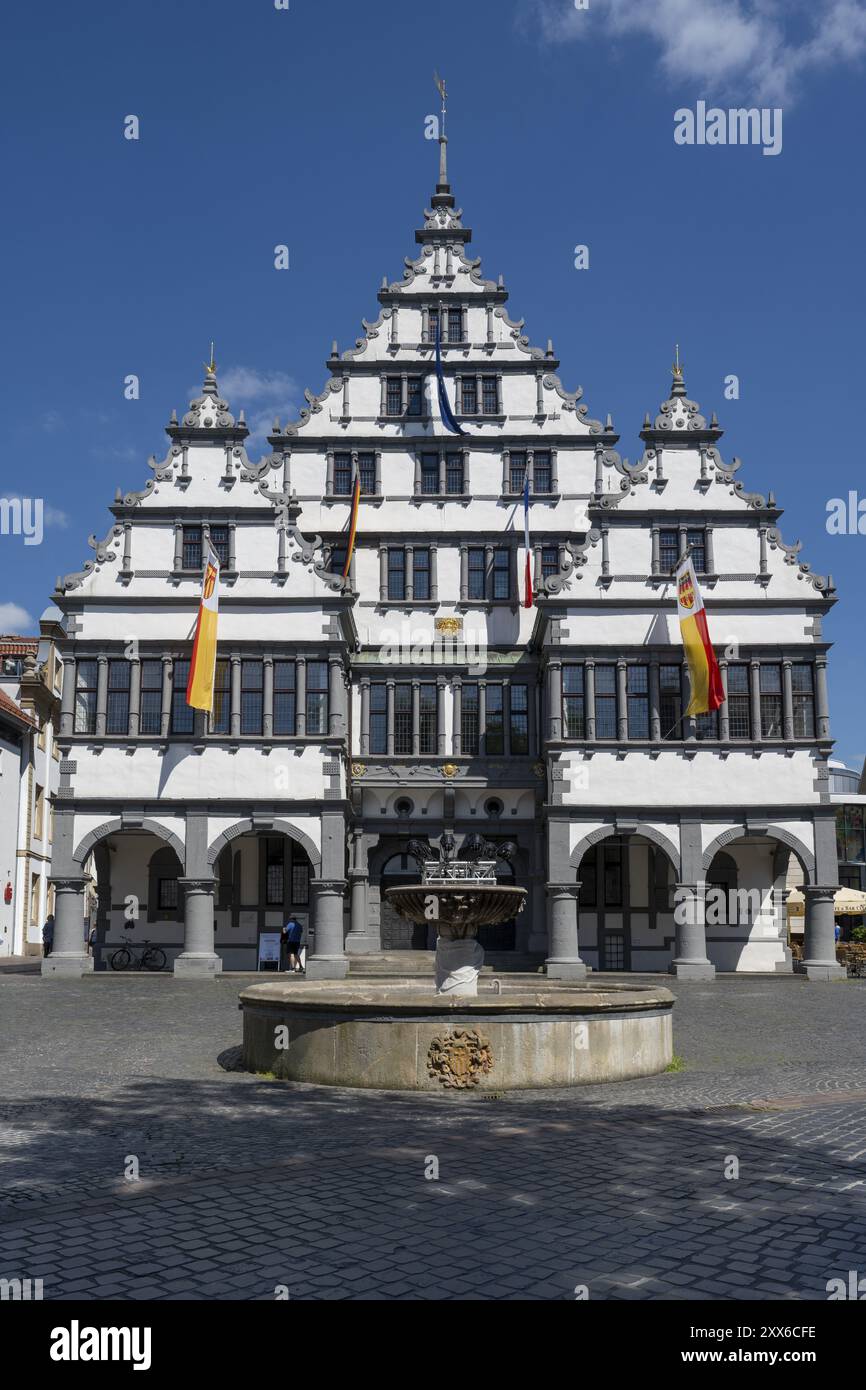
[54,145,832,614]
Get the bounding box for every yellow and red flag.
[342,472,361,578]
[186,546,220,712]
[676,556,724,716]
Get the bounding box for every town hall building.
[42,139,843,982]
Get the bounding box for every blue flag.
[434,315,466,436]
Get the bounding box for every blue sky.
[2,0,864,766]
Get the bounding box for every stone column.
[345,834,377,955]
[815,657,830,739]
[379,547,388,603]
[718,661,730,743]
[359,679,371,756]
[585,661,596,741]
[650,525,660,576]
[306,879,349,979]
[386,680,395,757]
[649,661,661,743]
[41,876,93,978]
[263,657,274,738]
[60,657,76,737]
[548,660,562,741]
[669,882,716,980]
[95,656,109,736]
[453,679,462,755]
[782,660,794,740]
[174,879,222,978]
[230,655,242,738]
[436,678,447,754]
[411,680,420,755]
[459,546,468,602]
[161,656,173,738]
[128,657,141,737]
[796,886,846,981]
[616,659,628,743]
[329,657,345,737]
[750,660,762,742]
[544,884,587,980]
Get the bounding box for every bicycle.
[109,939,168,972]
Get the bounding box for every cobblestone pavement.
[1,973,865,1300]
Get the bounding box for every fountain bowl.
[239,977,674,1092]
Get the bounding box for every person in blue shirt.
[282,915,304,974]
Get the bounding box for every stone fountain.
[238,835,674,1092]
[384,833,525,996]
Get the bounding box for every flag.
[342,471,361,579]
[523,472,533,609]
[186,546,220,712]
[676,556,724,716]
[434,314,466,435]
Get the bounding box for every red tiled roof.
[0,636,38,655]
[0,687,37,730]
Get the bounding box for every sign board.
[257,932,282,971]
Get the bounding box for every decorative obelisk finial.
[434,71,449,192]
[671,343,686,396]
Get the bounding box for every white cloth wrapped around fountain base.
[435,935,485,995]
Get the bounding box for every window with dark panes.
[428,308,440,343]
[266,839,284,907]
[468,547,486,600]
[482,376,498,415]
[414,548,431,601]
[726,665,751,738]
[563,665,585,739]
[139,660,163,735]
[106,660,130,736]
[447,307,463,342]
[210,525,230,567]
[594,665,617,740]
[579,850,597,907]
[240,660,263,736]
[492,548,510,600]
[696,709,718,740]
[328,545,347,577]
[273,661,296,736]
[843,807,865,864]
[541,546,559,580]
[385,378,402,417]
[510,684,529,753]
[421,453,439,495]
[445,452,464,494]
[333,453,352,495]
[760,664,783,738]
[74,660,98,734]
[358,453,376,495]
[461,683,480,755]
[658,529,679,574]
[603,841,624,906]
[792,664,815,737]
[182,525,202,571]
[172,659,194,735]
[660,665,683,740]
[370,683,387,754]
[687,528,706,573]
[387,548,406,601]
[406,377,423,417]
[420,683,437,754]
[509,452,527,493]
[534,452,552,493]
[627,665,649,739]
[158,878,179,911]
[394,684,412,755]
[292,860,310,905]
[485,684,504,754]
[211,659,231,735]
[461,377,477,414]
[306,661,329,736]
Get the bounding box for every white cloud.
[189,366,299,453]
[0,602,36,634]
[531,0,866,103]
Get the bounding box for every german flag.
[342,472,360,579]
[676,556,724,716]
[186,546,220,712]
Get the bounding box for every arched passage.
[572,830,679,973]
[205,822,320,970]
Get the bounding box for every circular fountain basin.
[385,882,527,932]
[239,978,674,1092]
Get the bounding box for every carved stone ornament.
[427,1028,493,1089]
[441,763,459,778]
[435,617,462,634]
[351,763,367,778]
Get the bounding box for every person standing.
[283,914,304,973]
[42,913,54,958]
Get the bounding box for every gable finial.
[204,341,217,377]
[433,71,449,191]
[672,342,682,379]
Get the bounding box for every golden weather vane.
[204,342,217,376]
[672,343,683,377]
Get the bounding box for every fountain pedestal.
[435,933,485,995]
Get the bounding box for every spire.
[202,342,219,397]
[432,71,453,208]
[671,343,687,398]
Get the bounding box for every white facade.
[42,146,843,980]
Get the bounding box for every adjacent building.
[42,142,844,980]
